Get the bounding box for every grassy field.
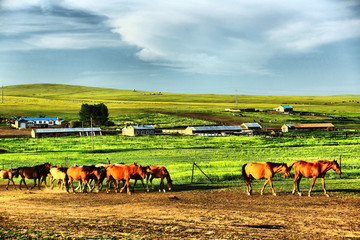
[0,84,359,196]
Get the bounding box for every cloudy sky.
[1,0,359,95]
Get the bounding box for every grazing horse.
[106,163,146,194]
[76,166,107,192]
[66,165,102,193]
[146,165,173,192]
[18,163,52,190]
[49,166,68,190]
[242,162,290,196]
[0,168,19,190]
[290,160,341,197]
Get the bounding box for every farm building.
[281,123,335,132]
[13,117,63,129]
[240,123,262,131]
[184,126,242,135]
[122,125,155,136]
[31,128,102,138]
[273,105,293,113]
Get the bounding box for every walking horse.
[242,162,291,196]
[0,168,19,190]
[289,160,341,197]
[18,163,52,190]
[66,165,102,193]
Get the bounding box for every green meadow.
[0,84,359,196]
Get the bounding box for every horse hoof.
[298,192,302,196]
[273,193,277,196]
[325,194,330,197]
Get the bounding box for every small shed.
[31,128,102,138]
[282,123,335,132]
[122,125,155,136]
[240,123,262,131]
[273,105,293,113]
[184,126,242,135]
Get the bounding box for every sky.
[0,0,359,96]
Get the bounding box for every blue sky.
[0,0,359,95]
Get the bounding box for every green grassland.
[0,84,359,196]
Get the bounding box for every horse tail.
[241,164,251,182]
[64,173,69,190]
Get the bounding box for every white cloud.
[2,0,360,75]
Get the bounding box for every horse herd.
[0,162,173,194]
[0,159,341,197]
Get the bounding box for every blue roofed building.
[273,105,293,113]
[14,117,61,129]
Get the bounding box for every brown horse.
[49,165,68,190]
[18,163,52,190]
[242,162,290,196]
[289,160,341,197]
[106,163,146,194]
[0,168,19,190]
[66,165,102,193]
[146,165,173,192]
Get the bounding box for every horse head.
[332,160,342,175]
[280,163,291,178]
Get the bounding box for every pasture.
[0,84,360,239]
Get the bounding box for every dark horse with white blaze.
[18,163,52,190]
[242,162,291,196]
[289,160,341,197]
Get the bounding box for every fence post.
[191,162,195,184]
[65,155,68,168]
[194,162,213,183]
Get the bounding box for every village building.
[240,123,262,131]
[13,117,63,129]
[31,128,102,138]
[184,126,242,135]
[273,105,293,113]
[281,123,335,132]
[122,125,155,136]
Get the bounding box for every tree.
[79,103,109,125]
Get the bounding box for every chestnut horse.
[289,160,341,197]
[146,165,173,192]
[66,165,102,193]
[18,163,52,190]
[106,163,146,194]
[242,162,290,196]
[0,168,19,190]
[49,166,68,190]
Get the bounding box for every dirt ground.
[0,182,359,239]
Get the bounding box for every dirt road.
[0,182,359,239]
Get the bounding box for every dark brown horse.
[242,162,290,196]
[18,163,52,190]
[146,165,173,192]
[0,168,19,190]
[289,160,341,197]
[66,165,102,193]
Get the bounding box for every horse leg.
[268,178,277,196]
[321,178,330,197]
[146,173,150,192]
[160,177,165,192]
[140,179,146,192]
[308,176,317,197]
[150,176,155,190]
[292,174,298,195]
[82,180,88,193]
[296,175,303,196]
[261,179,269,195]
[132,179,137,193]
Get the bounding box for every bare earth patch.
[0,182,359,239]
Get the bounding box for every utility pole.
[2,84,3,104]
[91,117,94,151]
[235,89,238,106]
